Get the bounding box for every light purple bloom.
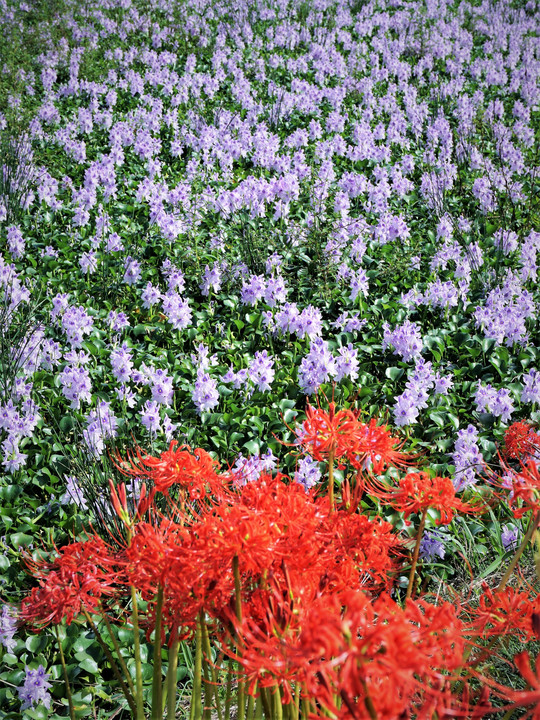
[247,351,275,393]
[452,425,484,490]
[501,524,520,552]
[0,604,17,653]
[140,400,161,434]
[62,475,88,509]
[192,370,219,413]
[382,320,423,362]
[419,531,446,562]
[17,666,52,711]
[294,455,321,490]
[522,369,540,404]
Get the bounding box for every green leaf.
[243,439,260,455]
[385,366,403,381]
[78,657,100,675]
[10,532,34,548]
[25,635,50,653]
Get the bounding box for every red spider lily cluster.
[17,404,540,720]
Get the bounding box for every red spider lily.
[229,586,472,720]
[113,441,228,499]
[297,400,364,465]
[492,458,540,519]
[470,583,540,641]
[21,537,121,628]
[504,421,540,461]
[321,511,403,593]
[363,471,486,525]
[126,518,188,599]
[109,478,150,528]
[352,417,415,474]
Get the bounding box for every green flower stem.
[232,555,246,720]
[83,609,137,717]
[54,626,75,720]
[406,507,428,601]
[497,510,540,592]
[224,659,233,720]
[254,695,263,720]
[201,615,223,720]
[100,607,135,697]
[202,641,212,720]
[165,630,181,720]
[273,687,283,720]
[293,684,300,720]
[245,693,255,720]
[130,585,146,720]
[151,585,164,720]
[190,611,204,720]
[259,687,272,720]
[300,698,311,720]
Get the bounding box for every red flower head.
[504,422,540,461]
[495,459,540,519]
[364,471,486,525]
[114,441,227,499]
[21,536,121,628]
[297,400,363,466]
[296,400,413,476]
[472,583,540,640]
[352,417,414,474]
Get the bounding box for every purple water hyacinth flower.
[0,604,18,653]
[140,400,161,434]
[17,666,52,711]
[349,268,369,301]
[6,225,26,258]
[1,436,27,473]
[83,402,118,457]
[264,275,287,307]
[62,475,88,509]
[501,524,520,552]
[108,310,130,332]
[419,531,446,562]
[382,320,423,362]
[200,263,222,296]
[116,384,137,408]
[58,364,92,410]
[247,350,275,392]
[393,391,419,427]
[331,312,367,334]
[150,368,174,406]
[521,369,540,404]
[60,304,94,347]
[79,250,98,274]
[294,455,321,490]
[298,338,336,395]
[163,414,177,442]
[161,291,192,330]
[335,344,359,382]
[123,256,141,285]
[110,343,133,383]
[452,425,484,491]
[240,274,266,305]
[141,281,162,309]
[273,302,300,336]
[191,344,218,372]
[296,305,323,340]
[474,382,514,423]
[192,370,219,413]
[493,229,518,255]
[232,449,277,486]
